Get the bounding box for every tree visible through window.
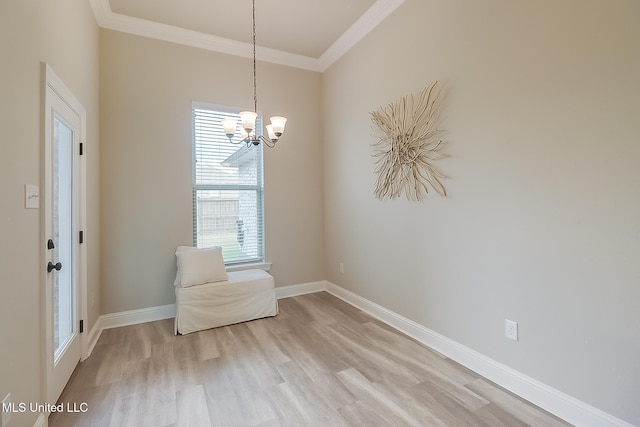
[192,104,264,264]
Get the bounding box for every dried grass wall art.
[370,81,447,201]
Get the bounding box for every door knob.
[47,262,62,273]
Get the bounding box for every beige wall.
[99,30,325,314]
[323,0,640,424]
[0,0,100,426]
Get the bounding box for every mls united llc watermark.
[2,401,88,413]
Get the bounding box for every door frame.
[41,63,88,405]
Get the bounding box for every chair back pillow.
[175,246,228,287]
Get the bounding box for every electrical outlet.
[339,262,344,274]
[505,319,518,341]
[2,393,11,427]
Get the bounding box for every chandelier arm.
[259,135,277,148]
[227,135,254,146]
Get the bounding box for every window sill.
[225,262,272,272]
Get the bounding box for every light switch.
[25,184,40,209]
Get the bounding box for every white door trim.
[41,63,88,405]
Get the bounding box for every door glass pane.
[53,117,74,361]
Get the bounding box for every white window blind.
[192,105,264,265]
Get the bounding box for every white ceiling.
[90,0,406,71]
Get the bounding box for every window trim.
[192,101,266,266]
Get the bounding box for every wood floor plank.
[362,321,478,386]
[49,292,572,427]
[48,382,117,427]
[246,320,291,365]
[409,379,490,427]
[473,403,532,427]
[311,292,375,324]
[201,354,277,426]
[272,323,336,384]
[293,293,367,327]
[276,297,316,324]
[176,384,213,427]
[336,367,424,426]
[146,341,177,393]
[274,360,354,422]
[119,358,151,398]
[109,389,177,427]
[229,323,284,389]
[193,328,221,360]
[284,321,354,374]
[264,382,313,426]
[319,320,426,387]
[92,341,128,386]
[466,377,570,426]
[338,400,396,427]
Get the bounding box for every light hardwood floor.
[49,292,571,426]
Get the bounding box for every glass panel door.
[44,64,83,406]
[53,117,74,361]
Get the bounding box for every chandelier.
[221,0,287,148]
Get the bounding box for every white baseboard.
[82,281,629,426]
[275,280,327,299]
[86,282,323,353]
[83,304,176,359]
[84,317,103,360]
[324,281,632,427]
[82,281,323,356]
[100,304,176,331]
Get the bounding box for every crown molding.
[89,0,405,72]
[88,0,110,25]
[318,0,406,71]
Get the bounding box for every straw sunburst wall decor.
[370,81,447,201]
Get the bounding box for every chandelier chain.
[252,0,258,113]
[223,0,285,148]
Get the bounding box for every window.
[192,104,264,265]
